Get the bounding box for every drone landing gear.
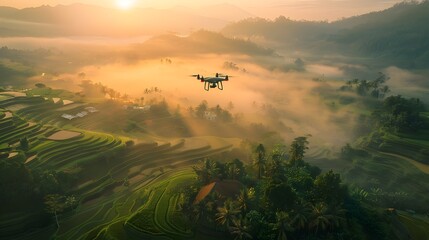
[204,82,223,91]
[218,81,223,90]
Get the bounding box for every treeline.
[339,73,390,99]
[338,73,426,134]
[372,95,426,132]
[181,137,391,239]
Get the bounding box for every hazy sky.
[0,0,405,20]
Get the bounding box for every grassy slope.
[396,211,429,240]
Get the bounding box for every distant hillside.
[222,17,334,49]
[129,30,278,58]
[331,1,429,68]
[0,31,278,86]
[0,3,243,37]
[222,1,429,69]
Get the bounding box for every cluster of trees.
[223,61,247,73]
[160,58,172,64]
[339,73,390,99]
[181,138,389,239]
[79,80,116,99]
[79,80,165,105]
[0,158,78,222]
[189,100,233,122]
[79,80,136,102]
[143,87,161,94]
[371,95,426,132]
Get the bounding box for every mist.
[37,46,354,149]
[1,34,403,150]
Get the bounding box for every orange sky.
[0,0,405,21]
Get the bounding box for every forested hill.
[222,1,429,69]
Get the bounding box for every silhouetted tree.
[275,211,293,240]
[290,201,311,231]
[35,83,46,88]
[288,137,309,166]
[19,137,29,151]
[44,194,66,228]
[237,188,254,214]
[254,144,266,179]
[196,100,208,118]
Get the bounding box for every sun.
[116,0,136,10]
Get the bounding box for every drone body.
[191,73,231,91]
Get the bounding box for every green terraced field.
[96,170,195,240]
[0,95,235,240]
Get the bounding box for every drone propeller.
[216,73,228,77]
[219,74,233,81]
[218,73,234,77]
[190,74,201,80]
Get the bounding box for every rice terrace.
[0,92,237,239]
[2,1,429,240]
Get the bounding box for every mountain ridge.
[221,1,429,69]
[0,3,255,37]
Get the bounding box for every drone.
[190,73,231,91]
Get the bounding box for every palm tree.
[216,199,240,228]
[193,158,220,184]
[309,203,331,234]
[227,159,244,180]
[237,188,254,214]
[291,203,311,231]
[288,137,309,166]
[275,211,293,240]
[229,218,253,240]
[254,144,266,179]
[192,201,206,224]
[327,204,346,230]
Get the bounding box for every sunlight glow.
[116,0,135,10]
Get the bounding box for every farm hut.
[194,180,243,204]
[204,111,217,121]
[61,114,75,120]
[63,100,74,105]
[52,98,62,104]
[85,107,99,113]
[76,111,88,118]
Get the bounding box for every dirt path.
[25,155,38,164]
[379,151,429,175]
[0,92,26,97]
